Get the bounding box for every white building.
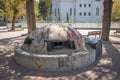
[52,0,104,23]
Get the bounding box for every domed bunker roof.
[22,24,86,54]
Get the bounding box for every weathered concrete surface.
[14,47,95,71]
[1,29,120,80]
[22,24,86,53]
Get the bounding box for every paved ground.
[6,22,120,29]
[0,29,120,80]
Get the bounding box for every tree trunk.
[101,0,113,41]
[26,0,36,33]
[11,13,17,31]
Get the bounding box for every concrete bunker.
[14,24,99,71]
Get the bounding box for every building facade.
[52,0,104,22]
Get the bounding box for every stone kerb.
[14,47,95,71]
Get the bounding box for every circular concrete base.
[14,47,96,71]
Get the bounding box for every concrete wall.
[14,47,95,71]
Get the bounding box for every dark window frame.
[96,7,99,16]
[79,12,82,16]
[80,4,82,7]
[45,40,75,51]
[96,0,100,1]
[88,12,91,16]
[84,4,86,7]
[89,4,91,7]
[58,8,59,14]
[55,9,56,16]
[70,8,72,16]
[84,12,86,16]
[74,8,76,16]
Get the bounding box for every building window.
[45,40,75,51]
[70,8,72,16]
[84,4,86,7]
[79,12,82,16]
[74,8,76,16]
[84,12,86,16]
[88,12,91,16]
[88,4,91,7]
[96,8,99,16]
[80,4,82,7]
[95,0,100,1]
[58,8,59,14]
[55,9,56,16]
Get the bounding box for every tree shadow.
[0,29,24,33]
[70,43,120,80]
[0,36,26,45]
[0,36,26,80]
[0,30,10,33]
[103,43,120,80]
[1,36,120,80]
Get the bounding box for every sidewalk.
[110,36,120,43]
[0,26,7,29]
[0,29,119,42]
[0,29,27,39]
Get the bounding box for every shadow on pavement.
[1,36,120,80]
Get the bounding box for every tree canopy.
[0,0,25,19]
[0,0,26,30]
[8,0,26,30]
[38,0,52,21]
[112,0,120,21]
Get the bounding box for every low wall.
[14,47,95,71]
